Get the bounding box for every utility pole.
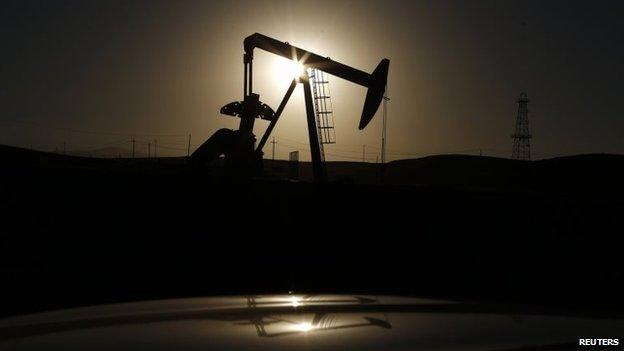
[187,134,191,157]
[271,136,276,161]
[380,85,390,183]
[132,137,136,158]
[382,95,389,164]
[148,142,151,158]
[154,139,158,158]
[362,144,366,162]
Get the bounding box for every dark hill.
[3,145,623,191]
[295,153,624,193]
[386,153,624,192]
[69,146,135,158]
[2,143,624,317]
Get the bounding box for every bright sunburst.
[272,56,306,84]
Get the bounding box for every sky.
[1,0,623,161]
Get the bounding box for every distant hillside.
[385,153,624,191]
[2,144,624,315]
[69,147,136,158]
[0,144,186,174]
[0,144,85,165]
[276,153,624,191]
[2,144,623,191]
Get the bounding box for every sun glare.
[273,57,306,83]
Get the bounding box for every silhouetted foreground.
[1,145,623,317]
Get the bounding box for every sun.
[272,57,306,83]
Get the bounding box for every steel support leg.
[302,74,326,183]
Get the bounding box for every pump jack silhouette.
[191,33,389,182]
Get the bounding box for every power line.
[381,89,389,164]
[275,141,377,162]
[77,138,130,151]
[0,120,189,138]
[275,136,485,158]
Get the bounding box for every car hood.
[0,295,621,350]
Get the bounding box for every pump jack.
[191,33,389,182]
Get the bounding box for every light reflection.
[236,296,392,338]
[289,296,301,307]
[292,322,313,332]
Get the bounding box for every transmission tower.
[511,92,531,160]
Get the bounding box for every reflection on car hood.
[0,295,622,350]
